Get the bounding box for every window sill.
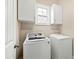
[35,23,51,26]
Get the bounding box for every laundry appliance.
[23,33,51,59]
[49,34,72,59]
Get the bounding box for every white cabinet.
[51,4,63,24]
[18,0,35,22]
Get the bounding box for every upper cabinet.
[18,0,35,22]
[18,0,63,25]
[51,4,63,24]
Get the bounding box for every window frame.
[35,4,51,25]
[37,7,48,17]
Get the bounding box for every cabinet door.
[18,0,35,22]
[51,4,63,24]
[54,5,63,24]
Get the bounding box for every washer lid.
[49,34,71,40]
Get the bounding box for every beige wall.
[36,0,58,5]
[21,22,61,34]
[58,0,74,38]
[20,22,61,42]
[16,21,21,59]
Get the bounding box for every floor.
[18,57,23,59]
[18,50,23,59]
[18,56,74,59]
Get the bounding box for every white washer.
[23,33,50,59]
[49,34,72,59]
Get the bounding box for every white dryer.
[49,34,72,59]
[23,33,50,59]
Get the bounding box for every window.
[38,8,47,16]
[35,4,50,25]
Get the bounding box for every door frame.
[5,0,17,59]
